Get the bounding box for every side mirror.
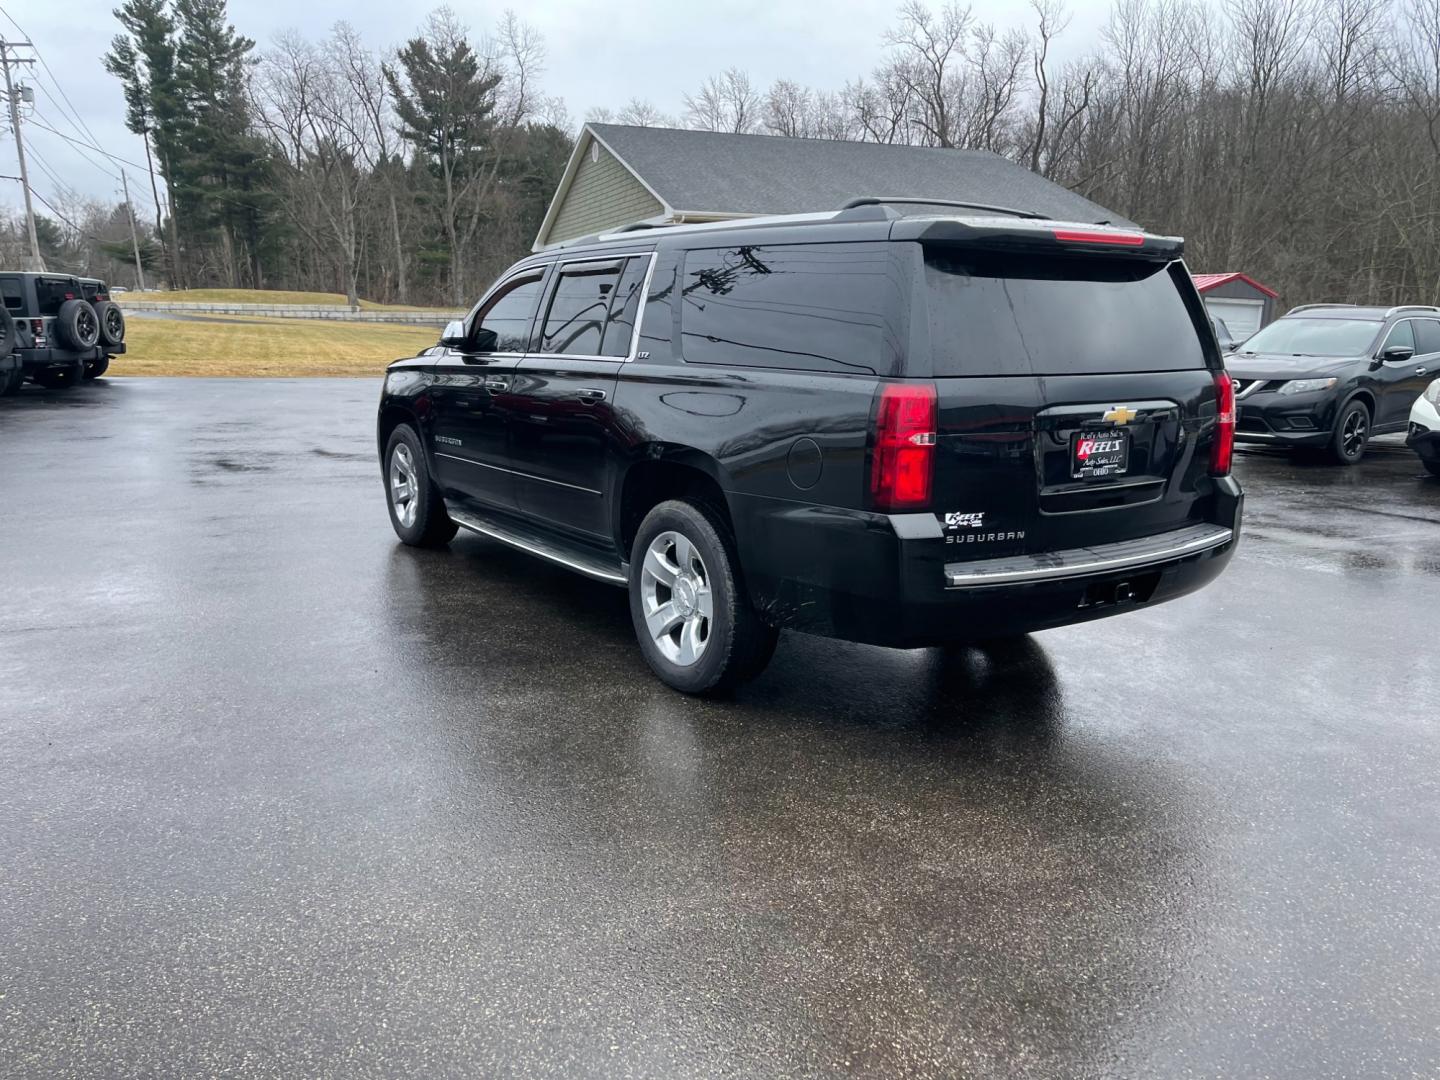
[1381,345,1416,363]
[439,320,466,349]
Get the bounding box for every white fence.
[117,300,465,327]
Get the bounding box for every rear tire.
[629,498,778,694]
[384,424,457,548]
[55,299,101,351]
[83,355,110,380]
[0,364,22,397]
[1328,400,1370,465]
[1425,461,1440,478]
[93,301,125,347]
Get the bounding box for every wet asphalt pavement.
[2,378,1439,1079]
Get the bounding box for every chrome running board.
[446,505,628,586]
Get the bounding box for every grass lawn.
[126,288,440,312]
[118,314,438,376]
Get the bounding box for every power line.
[0,3,105,151]
[30,107,123,181]
[21,134,73,194]
[25,116,146,174]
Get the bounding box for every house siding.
[547,143,665,245]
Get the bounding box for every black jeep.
[376,200,1242,693]
[0,272,127,394]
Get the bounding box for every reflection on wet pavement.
[1,379,1437,1078]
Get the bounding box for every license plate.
[1071,429,1130,479]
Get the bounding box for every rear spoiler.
[890,216,1184,261]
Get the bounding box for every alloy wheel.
[1342,409,1367,457]
[640,530,713,666]
[389,443,418,528]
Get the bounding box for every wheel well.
[377,404,414,457]
[1345,389,1375,418]
[619,459,730,557]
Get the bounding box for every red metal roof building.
[1192,272,1280,341]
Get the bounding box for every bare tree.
[684,68,762,133]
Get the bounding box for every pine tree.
[385,13,501,305]
[172,0,272,286]
[104,0,183,286]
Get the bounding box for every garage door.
[1205,298,1265,342]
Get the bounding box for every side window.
[1413,319,1440,355]
[539,260,622,355]
[679,242,903,375]
[0,278,21,312]
[473,272,545,353]
[600,257,649,357]
[1382,320,1415,354]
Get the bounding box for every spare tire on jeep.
[55,298,100,351]
[92,300,125,347]
[0,306,14,355]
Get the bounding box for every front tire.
[629,498,778,694]
[1328,400,1370,465]
[384,425,457,548]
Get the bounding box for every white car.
[1407,378,1440,476]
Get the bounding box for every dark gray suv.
[1225,303,1438,464]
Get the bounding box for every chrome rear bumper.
[944,523,1236,588]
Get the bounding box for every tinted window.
[540,261,621,355]
[474,273,544,352]
[925,252,1205,376]
[0,277,21,312]
[1242,317,1381,357]
[1415,319,1440,355]
[680,242,904,375]
[1382,320,1416,353]
[600,257,649,357]
[35,277,79,317]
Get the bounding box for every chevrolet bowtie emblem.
[1102,405,1138,425]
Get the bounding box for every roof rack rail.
[839,195,1049,221]
[1385,304,1440,317]
[1285,303,1357,315]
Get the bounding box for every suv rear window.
[1,277,21,313]
[680,242,904,375]
[35,277,79,317]
[924,252,1206,376]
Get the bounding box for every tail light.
[1052,228,1145,247]
[1211,372,1235,476]
[870,383,937,510]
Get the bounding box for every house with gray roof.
[532,123,1133,250]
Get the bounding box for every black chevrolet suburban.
[376,201,1243,692]
[0,271,127,394]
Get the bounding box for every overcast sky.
[1,0,1114,217]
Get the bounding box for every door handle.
[483,377,510,393]
[1417,367,1428,376]
[576,387,607,404]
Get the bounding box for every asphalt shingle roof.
[587,123,1134,228]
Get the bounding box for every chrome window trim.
[530,251,657,364]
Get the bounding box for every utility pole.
[0,39,43,271]
[119,170,146,290]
